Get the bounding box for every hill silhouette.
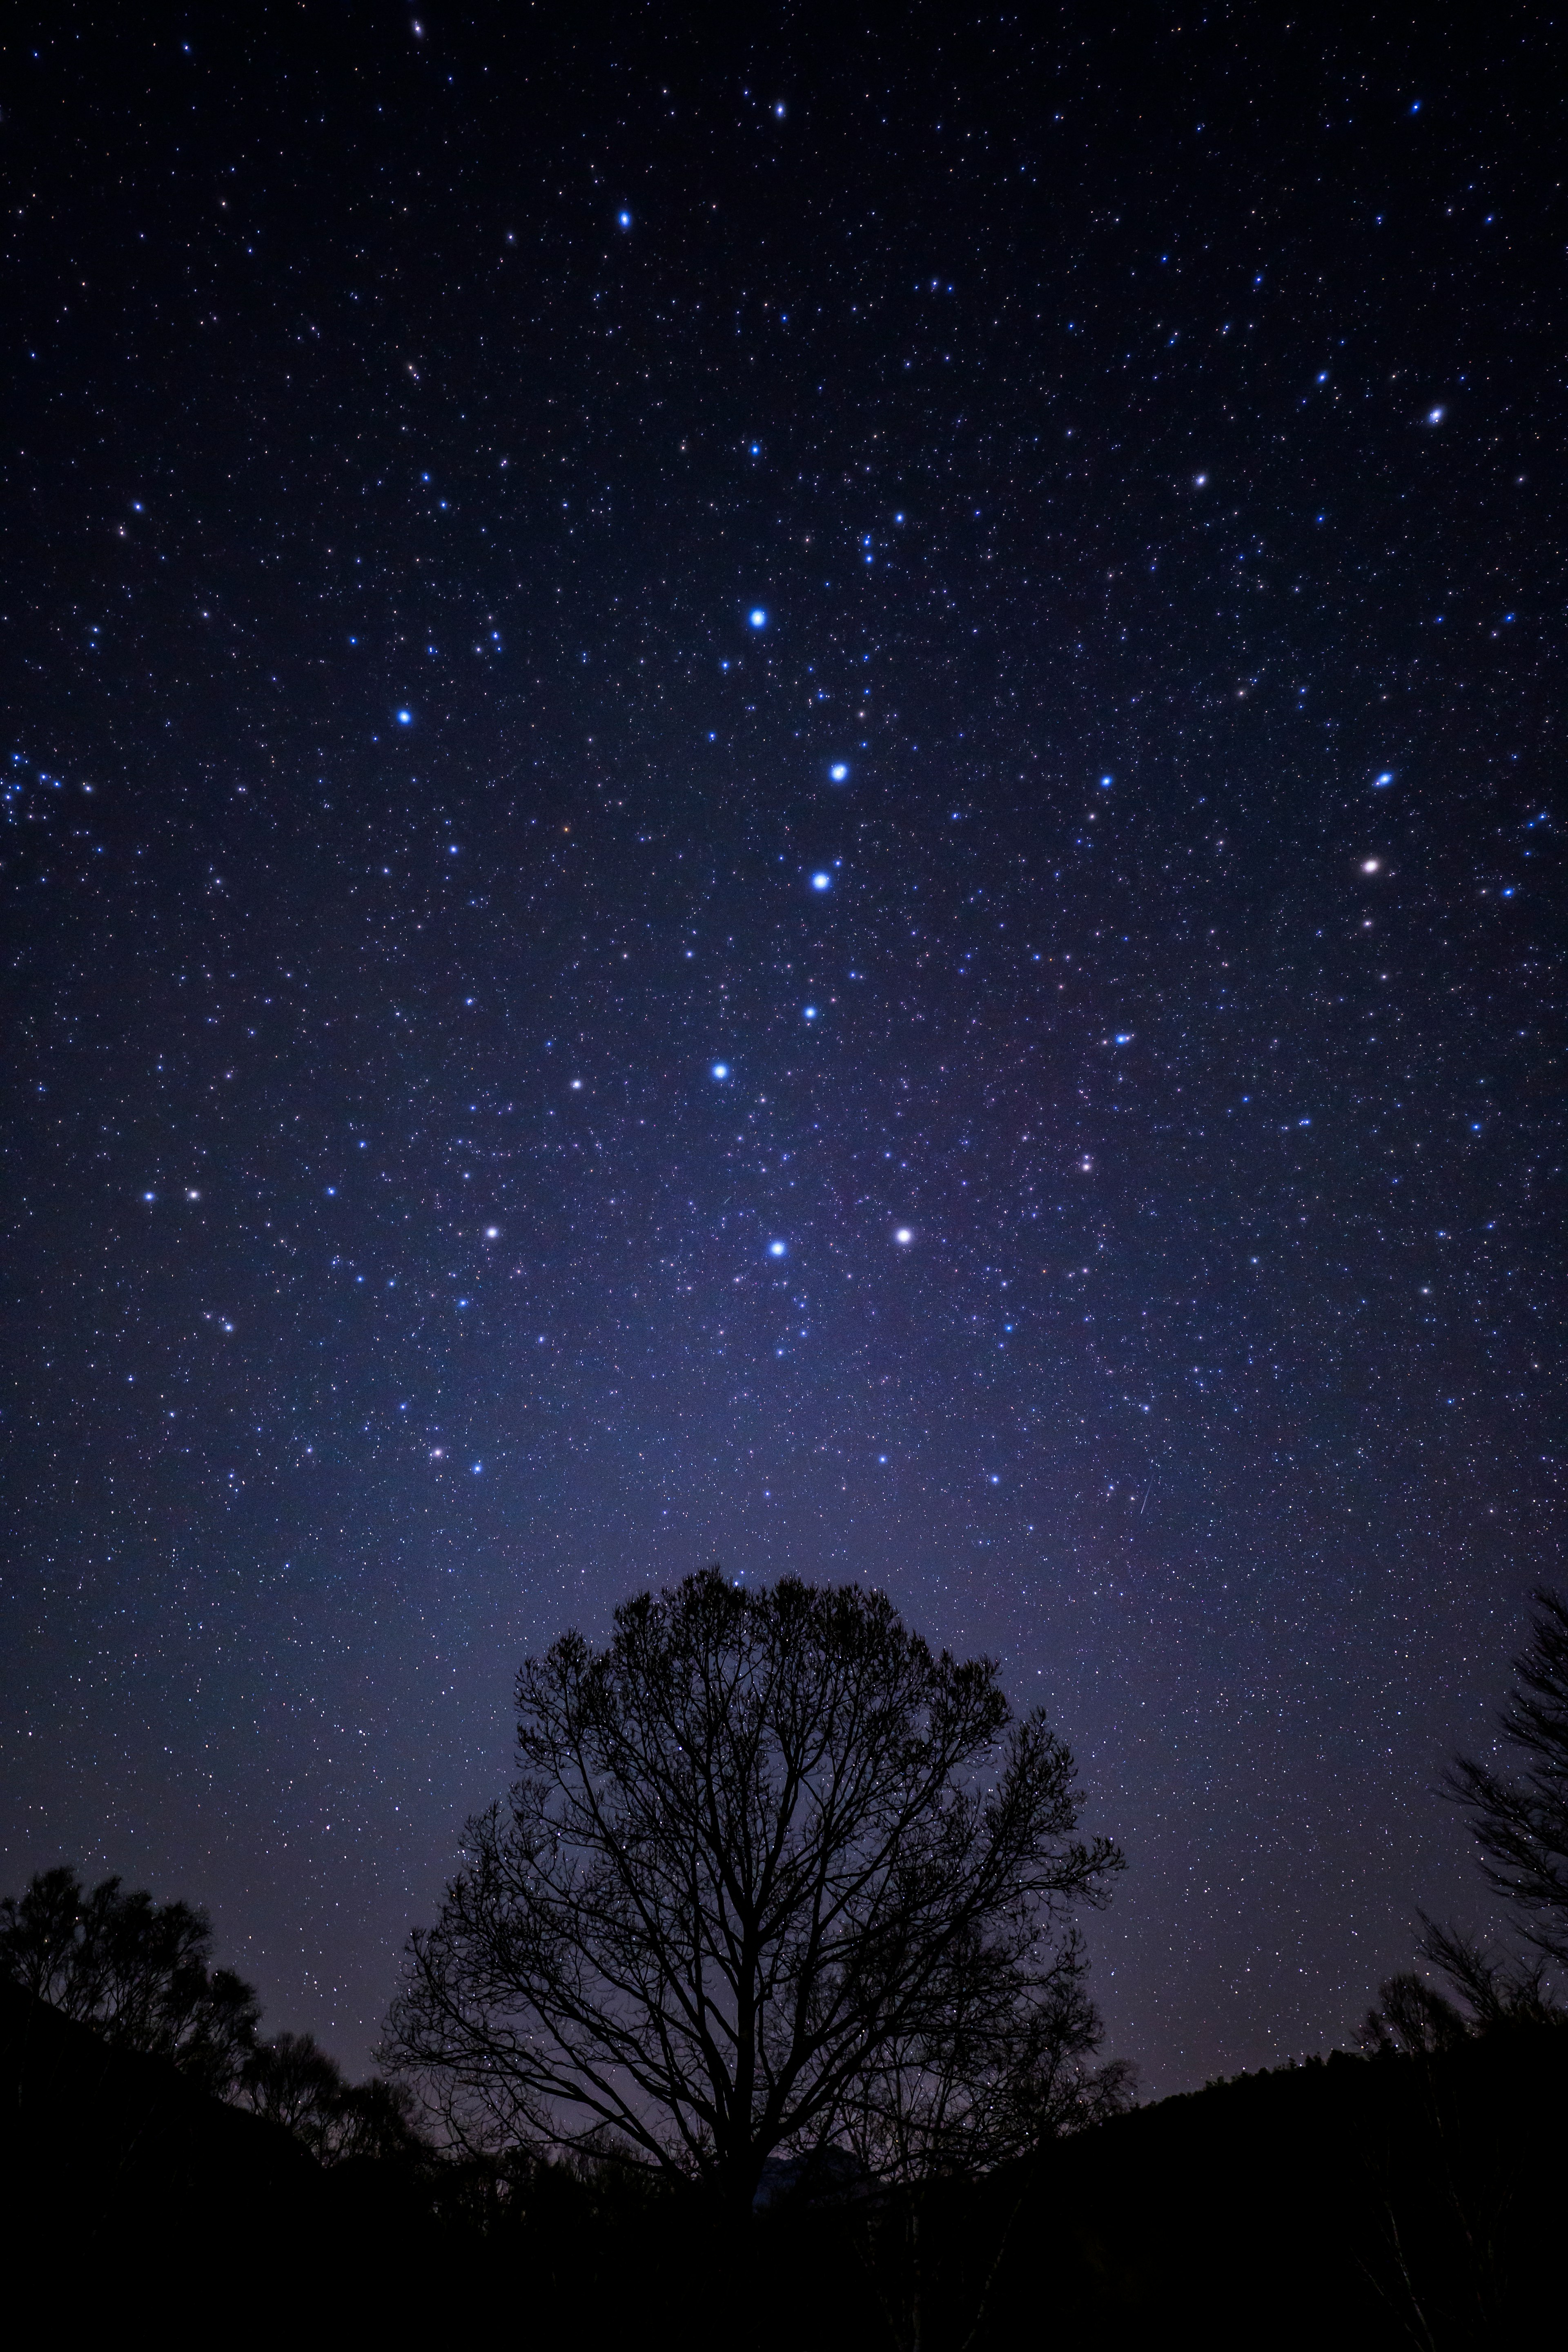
[5,1972,1561,2347]
[0,1976,316,2254]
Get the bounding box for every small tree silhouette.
[1444,1588,1568,1965]
[242,2029,425,2162]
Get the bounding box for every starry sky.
[2,6,1562,2096]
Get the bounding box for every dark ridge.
[0,1975,317,2235]
[11,1976,1560,2347]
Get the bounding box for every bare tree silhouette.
[1444,1588,1568,1965]
[385,1568,1121,2211]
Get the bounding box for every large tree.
[385,1568,1123,2207]
[1444,1587,1568,1965]
[0,1864,260,2094]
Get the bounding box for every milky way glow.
[2,7,1557,2107]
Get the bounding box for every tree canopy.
[240,2029,425,2164]
[385,1568,1123,2207]
[0,1864,260,2094]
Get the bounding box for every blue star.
[768,1240,787,1257]
[811,871,832,891]
[748,608,768,629]
[711,1062,729,1080]
[829,762,849,782]
[396,709,413,726]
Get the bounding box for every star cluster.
[0,8,1561,2090]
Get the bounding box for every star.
[13,9,1555,2121]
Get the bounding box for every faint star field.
[0,4,1561,2097]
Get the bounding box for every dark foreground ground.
[3,1980,1561,2350]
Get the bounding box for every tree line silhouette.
[3,1572,1564,2348]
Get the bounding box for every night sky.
[2,6,1562,2097]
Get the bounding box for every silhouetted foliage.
[241,2028,427,2163]
[1362,1921,1562,2057]
[837,1927,1134,2184]
[385,1568,1122,2208]
[0,1864,259,2093]
[1443,1586,1568,1963]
